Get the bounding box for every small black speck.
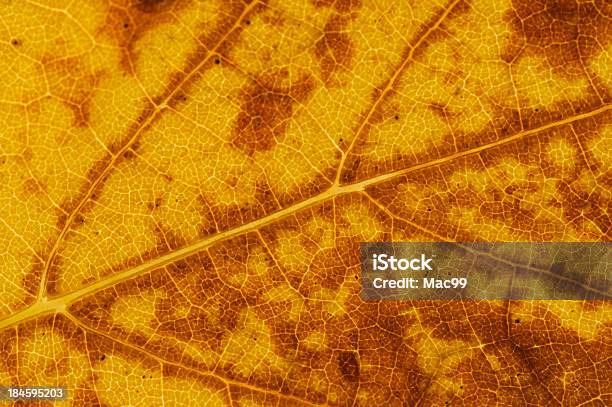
[245,19,251,25]
[534,108,539,112]
[100,355,106,361]
[142,375,146,379]
[214,58,221,65]
[427,208,431,212]
[514,319,520,324]
[11,39,20,46]
[123,22,129,29]
[394,115,399,120]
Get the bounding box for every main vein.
[1,102,609,331]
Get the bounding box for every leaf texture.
[0,0,610,405]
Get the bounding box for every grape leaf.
[0,0,610,405]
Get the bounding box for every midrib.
[0,102,609,331]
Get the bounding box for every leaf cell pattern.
[0,0,610,406]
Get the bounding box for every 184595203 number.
[0,386,66,401]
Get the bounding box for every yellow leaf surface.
[0,0,610,405]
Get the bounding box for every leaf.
[0,0,610,405]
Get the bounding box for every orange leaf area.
[0,0,610,405]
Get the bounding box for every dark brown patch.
[99,0,190,75]
[46,254,65,296]
[147,196,163,211]
[21,254,45,298]
[21,177,47,197]
[310,0,361,13]
[341,156,361,183]
[338,351,360,382]
[507,302,611,404]
[123,149,137,160]
[197,183,280,236]
[556,179,611,238]
[40,55,104,128]
[261,9,285,27]
[504,0,612,79]
[53,151,112,235]
[21,146,33,161]
[315,15,354,85]
[137,0,171,13]
[71,386,105,407]
[231,72,316,156]
[0,328,17,382]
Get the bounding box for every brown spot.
[21,147,33,161]
[11,39,21,46]
[341,156,360,183]
[261,10,285,27]
[310,0,361,13]
[504,0,612,79]
[21,254,45,298]
[137,0,172,13]
[40,55,104,128]
[338,350,360,382]
[123,149,136,160]
[147,196,163,211]
[99,0,190,75]
[21,178,47,197]
[81,276,96,286]
[231,72,316,156]
[314,15,354,85]
[428,102,454,121]
[72,386,104,406]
